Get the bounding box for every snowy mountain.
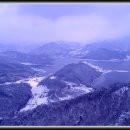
[36,62,101,103]
[82,48,127,60]
[79,37,130,60]
[1,39,130,126]
[84,36,130,51]
[31,41,82,58]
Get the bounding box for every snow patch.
[83,61,129,74]
[50,76,56,79]
[82,61,112,73]
[115,87,129,95]
[31,68,46,73]
[20,62,35,65]
[114,70,129,73]
[16,77,45,88]
[58,95,72,101]
[71,85,93,93]
[26,77,44,87]
[20,85,49,112]
[69,49,89,56]
[69,48,82,55]
[81,59,120,62]
[48,81,94,102]
[64,81,93,93]
[18,76,48,112]
[0,82,12,85]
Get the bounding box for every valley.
[0,40,130,126]
[1,3,130,126]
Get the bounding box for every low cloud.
[0,4,130,44]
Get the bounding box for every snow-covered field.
[20,85,49,112]
[64,81,93,93]
[49,76,56,79]
[55,81,93,101]
[16,76,50,112]
[20,77,94,112]
[0,75,48,112]
[16,77,44,87]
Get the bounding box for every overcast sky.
[0,3,130,44]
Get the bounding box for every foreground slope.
[1,83,130,126]
[0,83,32,119]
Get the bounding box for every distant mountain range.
[1,38,130,61]
[30,41,82,58]
[0,38,130,126]
[29,38,130,61]
[84,36,130,51]
[80,37,130,60]
[81,48,129,60]
[0,51,54,65]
